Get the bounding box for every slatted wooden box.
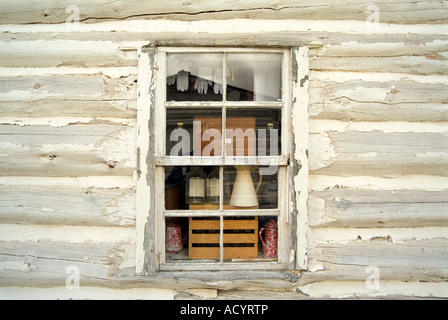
[188,213,258,259]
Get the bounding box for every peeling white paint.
[0,261,36,273]
[297,280,448,299]
[2,19,447,35]
[309,227,448,245]
[357,152,377,160]
[308,133,336,170]
[0,67,137,77]
[311,71,448,84]
[0,287,176,300]
[310,120,448,133]
[309,175,448,191]
[308,197,328,227]
[96,126,136,164]
[0,117,136,127]
[0,176,136,189]
[0,224,135,243]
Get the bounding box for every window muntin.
[156,48,290,269]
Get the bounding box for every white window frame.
[136,45,309,275]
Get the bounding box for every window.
[136,46,309,274]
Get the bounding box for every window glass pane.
[165,216,220,263]
[256,216,278,260]
[166,108,222,156]
[226,53,282,102]
[225,108,281,157]
[222,216,259,260]
[165,216,278,262]
[224,166,278,210]
[188,216,221,261]
[165,166,220,211]
[166,53,223,101]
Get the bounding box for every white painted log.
[309,175,448,192]
[309,79,448,107]
[309,130,448,177]
[310,99,448,122]
[0,287,176,300]
[0,239,136,284]
[309,189,448,228]
[0,176,135,189]
[0,185,136,226]
[0,40,138,68]
[0,124,136,176]
[308,120,448,176]
[0,72,137,102]
[311,40,448,58]
[0,224,135,243]
[0,1,446,24]
[0,100,137,120]
[2,30,447,51]
[297,280,448,299]
[306,236,448,281]
[310,56,448,75]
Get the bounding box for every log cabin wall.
[0,1,447,299]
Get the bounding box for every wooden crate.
[188,216,258,259]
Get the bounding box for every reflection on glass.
[166,108,222,156]
[166,53,223,101]
[226,54,282,102]
[226,109,281,157]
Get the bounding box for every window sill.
[132,269,301,291]
[160,261,288,271]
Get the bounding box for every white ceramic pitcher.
[230,166,262,207]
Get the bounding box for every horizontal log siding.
[0,15,446,296]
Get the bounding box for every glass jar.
[206,167,220,204]
[185,166,207,205]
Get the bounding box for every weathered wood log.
[309,80,448,106]
[0,72,137,102]
[0,100,137,119]
[0,240,134,286]
[306,237,448,282]
[0,123,136,176]
[310,56,448,75]
[0,185,136,226]
[309,189,448,228]
[0,0,446,24]
[311,40,448,58]
[2,30,447,49]
[309,128,448,177]
[0,40,138,68]
[310,99,448,122]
